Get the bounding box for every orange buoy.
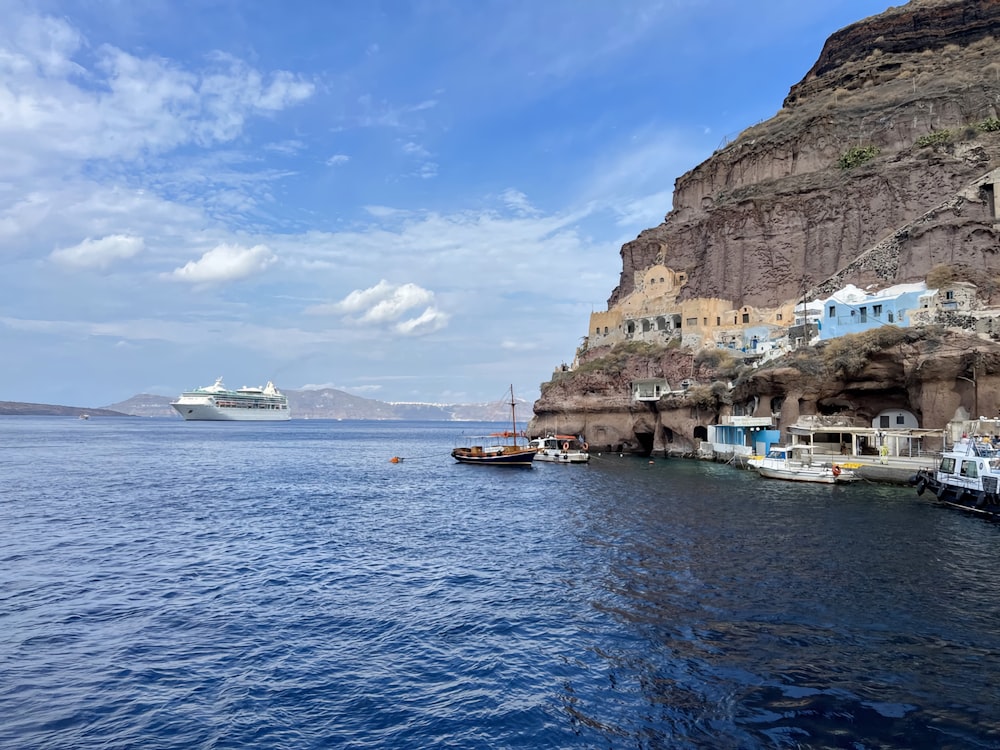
[390,456,402,463]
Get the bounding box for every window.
[946,290,954,300]
[940,457,956,473]
[686,317,697,327]
[742,313,750,324]
[860,306,867,322]
[960,460,979,479]
[873,304,882,316]
[716,317,721,326]
[604,327,608,334]
[829,305,836,318]
[880,415,890,428]
[776,313,783,321]
[703,317,708,326]
[888,312,894,323]
[896,415,905,425]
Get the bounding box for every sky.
[0,0,895,409]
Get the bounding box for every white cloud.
[613,189,673,227]
[167,243,277,283]
[395,306,449,335]
[402,141,430,158]
[0,15,315,169]
[501,188,539,216]
[309,280,450,336]
[49,234,145,269]
[326,154,350,166]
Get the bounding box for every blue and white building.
[817,283,928,341]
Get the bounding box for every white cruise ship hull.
[171,378,291,421]
[171,401,290,421]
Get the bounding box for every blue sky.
[1,0,892,408]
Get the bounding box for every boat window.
[939,457,955,473]
[960,460,979,479]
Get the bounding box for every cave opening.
[635,431,654,455]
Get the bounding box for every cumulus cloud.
[326,154,350,166]
[395,306,448,335]
[49,234,144,269]
[308,280,449,335]
[167,243,276,283]
[0,14,315,167]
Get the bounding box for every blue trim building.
[817,283,928,341]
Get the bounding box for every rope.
[390,451,453,463]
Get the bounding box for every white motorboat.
[913,433,1000,518]
[171,377,291,421]
[527,434,590,463]
[749,445,858,484]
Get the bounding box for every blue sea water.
[2,417,1000,750]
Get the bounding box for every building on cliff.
[584,275,1000,377]
[817,283,927,340]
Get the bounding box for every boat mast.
[509,384,517,444]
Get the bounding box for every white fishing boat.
[749,445,859,484]
[171,377,291,421]
[527,434,590,463]
[912,431,1000,518]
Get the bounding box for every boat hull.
[534,449,589,463]
[757,466,839,483]
[913,468,1000,518]
[451,448,535,466]
[171,402,290,421]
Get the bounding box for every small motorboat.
[527,434,590,463]
[749,445,859,484]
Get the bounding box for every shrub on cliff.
[574,340,666,377]
[694,348,743,380]
[837,144,879,170]
[823,326,928,377]
[926,263,958,288]
[916,129,952,148]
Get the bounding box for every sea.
[2,417,999,750]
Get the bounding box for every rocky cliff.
[610,0,1000,309]
[532,328,1000,454]
[531,0,1000,451]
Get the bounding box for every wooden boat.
[451,386,536,467]
[749,445,859,484]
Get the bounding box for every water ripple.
[2,420,1000,748]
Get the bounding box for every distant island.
[0,387,532,422]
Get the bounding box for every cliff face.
[532,0,1000,449]
[608,0,1000,309]
[532,330,1000,454]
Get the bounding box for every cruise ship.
[171,377,291,421]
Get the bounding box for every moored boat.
[528,434,590,463]
[750,445,859,484]
[171,377,291,421]
[451,386,535,467]
[912,433,1000,518]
